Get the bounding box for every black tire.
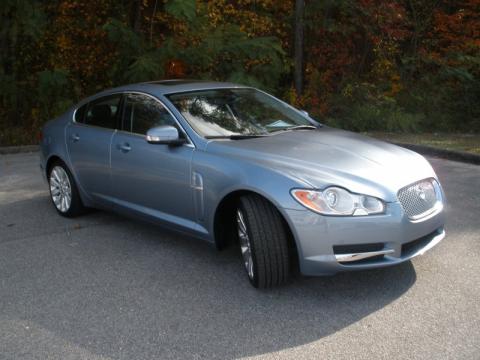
[237,194,290,288]
[48,161,86,218]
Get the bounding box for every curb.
[0,145,39,155]
[393,142,480,165]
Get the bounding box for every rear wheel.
[237,194,290,288]
[48,162,85,217]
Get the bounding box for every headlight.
[291,187,385,216]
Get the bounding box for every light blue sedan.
[40,80,446,288]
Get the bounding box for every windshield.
[166,88,315,137]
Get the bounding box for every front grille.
[397,179,439,219]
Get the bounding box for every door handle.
[117,143,131,153]
[71,134,80,142]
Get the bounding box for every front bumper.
[284,201,446,276]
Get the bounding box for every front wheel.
[48,162,85,217]
[237,195,290,288]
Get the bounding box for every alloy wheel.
[49,166,72,213]
[237,209,254,279]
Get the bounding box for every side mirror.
[145,125,186,146]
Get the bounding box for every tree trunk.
[294,0,305,96]
[131,0,142,34]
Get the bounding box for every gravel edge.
[392,142,480,165]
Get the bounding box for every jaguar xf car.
[40,80,446,288]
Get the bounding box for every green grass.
[365,132,480,155]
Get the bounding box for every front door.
[110,93,195,229]
[66,94,122,205]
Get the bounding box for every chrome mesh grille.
[397,179,438,219]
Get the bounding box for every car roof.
[103,79,249,97]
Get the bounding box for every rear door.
[110,93,195,228]
[66,94,122,205]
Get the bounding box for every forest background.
[1,0,479,146]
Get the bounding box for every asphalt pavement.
[0,152,479,359]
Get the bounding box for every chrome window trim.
[162,85,248,96]
[254,88,321,127]
[71,98,121,132]
[71,91,195,148]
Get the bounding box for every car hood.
[205,127,437,202]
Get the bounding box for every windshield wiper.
[272,125,319,132]
[205,134,269,140]
[205,125,319,140]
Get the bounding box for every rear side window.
[74,104,87,123]
[122,93,176,134]
[84,94,122,129]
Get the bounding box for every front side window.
[166,88,313,137]
[122,93,176,135]
[84,95,121,129]
[74,103,87,123]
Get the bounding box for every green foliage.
[165,0,197,21]
[37,69,74,119]
[126,54,165,82]
[105,8,287,91]
[103,19,142,55]
[330,103,424,133]
[0,0,46,145]
[183,25,286,91]
[324,82,423,133]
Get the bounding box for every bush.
[324,102,423,133]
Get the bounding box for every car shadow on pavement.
[1,196,417,359]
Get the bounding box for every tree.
[294,0,305,96]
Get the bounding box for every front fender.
[192,149,309,241]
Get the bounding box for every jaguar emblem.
[416,186,427,201]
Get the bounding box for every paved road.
[0,152,479,360]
